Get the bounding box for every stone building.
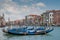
[25,14,42,26]
[42,10,60,26]
[41,11,53,25]
[0,14,6,27]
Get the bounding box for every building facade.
[53,10,60,25]
[0,14,6,27]
[42,10,60,26]
[25,14,42,26]
[41,12,53,25]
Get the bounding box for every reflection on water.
[0,27,60,40]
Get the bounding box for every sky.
[0,0,60,21]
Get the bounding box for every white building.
[42,11,53,25]
[49,12,53,24]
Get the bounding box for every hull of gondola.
[3,27,54,35]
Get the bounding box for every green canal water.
[0,27,60,40]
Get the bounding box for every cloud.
[20,0,34,2]
[36,2,46,7]
[32,2,46,7]
[0,0,46,21]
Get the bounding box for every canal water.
[0,27,60,40]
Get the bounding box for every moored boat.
[2,26,54,35]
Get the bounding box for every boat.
[2,26,54,35]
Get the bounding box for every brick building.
[52,10,60,25]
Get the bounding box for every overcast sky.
[0,0,60,21]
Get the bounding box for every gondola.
[2,26,54,35]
